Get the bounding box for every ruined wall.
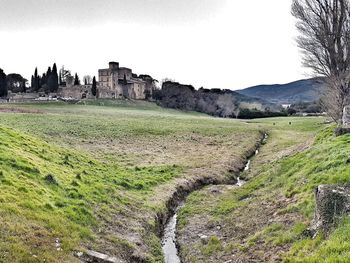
[59,85,94,99]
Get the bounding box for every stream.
[161,134,267,263]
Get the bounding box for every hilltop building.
[57,61,156,100]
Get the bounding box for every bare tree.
[216,94,236,117]
[59,66,71,85]
[292,0,350,123]
[83,75,92,85]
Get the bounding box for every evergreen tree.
[40,73,47,87]
[37,76,41,91]
[46,67,52,77]
[92,76,97,97]
[33,67,39,91]
[74,73,80,86]
[48,63,59,92]
[22,79,26,93]
[0,68,8,97]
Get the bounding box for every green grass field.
[0,100,347,263]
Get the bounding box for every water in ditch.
[161,134,267,262]
[161,204,183,263]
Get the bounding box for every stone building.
[59,76,94,99]
[57,61,156,100]
[98,62,155,100]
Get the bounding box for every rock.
[310,185,350,235]
[334,127,350,136]
[78,250,119,263]
[199,234,209,244]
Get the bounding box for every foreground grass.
[0,126,183,262]
[0,101,262,262]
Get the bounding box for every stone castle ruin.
[59,75,93,99]
[59,61,156,100]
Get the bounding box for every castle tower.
[109,62,119,92]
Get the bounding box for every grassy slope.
[0,125,182,262]
[177,117,350,262]
[0,101,261,262]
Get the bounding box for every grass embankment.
[0,101,261,262]
[0,126,181,262]
[176,117,350,262]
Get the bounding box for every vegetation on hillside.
[155,81,287,119]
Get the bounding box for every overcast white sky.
[0,0,307,89]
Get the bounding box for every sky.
[0,0,307,90]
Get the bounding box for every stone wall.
[59,85,94,99]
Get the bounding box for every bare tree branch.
[292,0,350,123]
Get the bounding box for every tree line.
[31,63,60,93]
[154,81,287,119]
[0,68,28,97]
[0,63,97,98]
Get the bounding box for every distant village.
[0,61,158,102]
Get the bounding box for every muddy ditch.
[158,132,268,263]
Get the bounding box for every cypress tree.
[41,73,47,87]
[0,68,8,97]
[74,73,80,86]
[37,76,41,91]
[92,76,97,96]
[44,67,52,93]
[46,67,52,77]
[22,79,26,93]
[49,63,59,92]
[33,67,39,91]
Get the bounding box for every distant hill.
[236,78,325,104]
[225,90,278,109]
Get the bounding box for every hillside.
[236,78,325,104]
[226,90,276,107]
